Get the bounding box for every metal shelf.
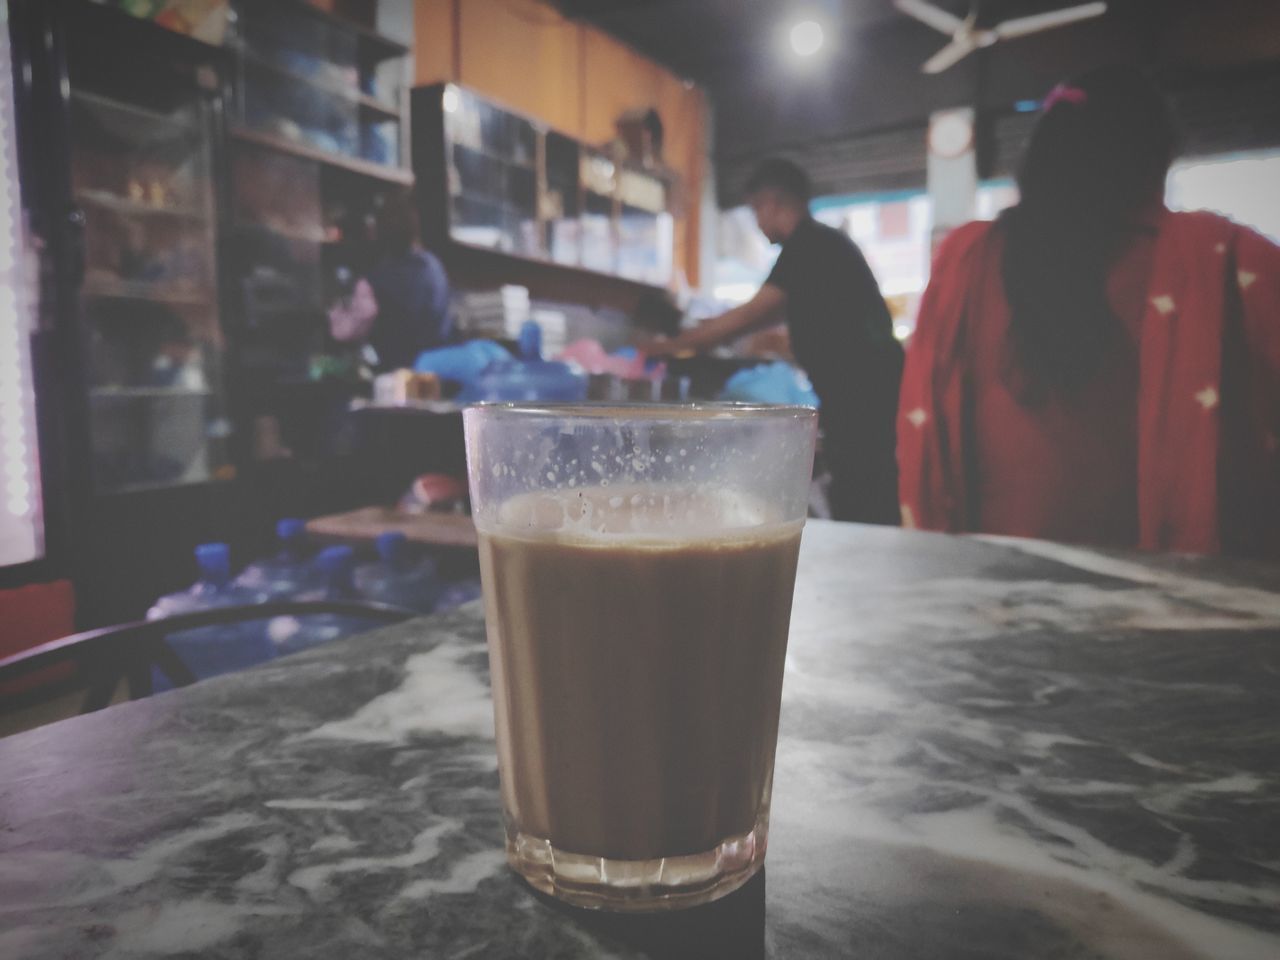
[229,126,413,185]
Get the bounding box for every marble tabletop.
[3,522,1279,960]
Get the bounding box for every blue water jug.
[148,543,274,690]
[517,319,542,360]
[355,532,438,614]
[235,518,318,600]
[456,359,587,403]
[268,545,381,656]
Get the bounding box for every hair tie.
[1043,84,1088,111]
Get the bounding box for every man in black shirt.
[649,158,903,524]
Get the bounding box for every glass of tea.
[464,403,817,911]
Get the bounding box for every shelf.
[70,89,196,139]
[452,140,535,170]
[102,474,214,496]
[92,387,213,399]
[83,279,213,306]
[231,220,334,245]
[78,191,208,222]
[238,48,401,121]
[453,188,535,213]
[446,241,668,296]
[262,0,409,63]
[230,126,413,185]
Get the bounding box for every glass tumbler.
[464,403,817,911]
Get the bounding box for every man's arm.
[648,284,787,357]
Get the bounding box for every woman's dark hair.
[1001,66,1177,400]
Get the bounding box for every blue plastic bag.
[718,362,820,408]
[413,340,511,386]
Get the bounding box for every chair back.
[0,600,416,732]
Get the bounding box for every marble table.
[3,522,1279,959]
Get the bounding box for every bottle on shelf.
[355,532,438,614]
[147,543,274,690]
[517,319,542,361]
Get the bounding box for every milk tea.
[478,487,802,862]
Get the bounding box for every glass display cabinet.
[65,14,230,493]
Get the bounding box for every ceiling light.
[790,20,824,57]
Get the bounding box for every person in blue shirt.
[363,200,453,370]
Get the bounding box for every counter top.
[3,522,1279,959]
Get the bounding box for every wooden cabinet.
[414,83,674,287]
[412,0,707,286]
[458,0,583,136]
[580,29,663,146]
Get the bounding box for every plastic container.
[517,319,542,360]
[148,543,274,690]
[235,518,318,600]
[267,545,377,656]
[355,532,439,614]
[456,359,587,404]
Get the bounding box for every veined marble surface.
[2,522,1279,959]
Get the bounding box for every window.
[1167,150,1280,243]
[813,191,932,339]
[975,180,1019,221]
[710,152,1280,345]
[712,206,779,304]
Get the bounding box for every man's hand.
[634,332,678,358]
[648,286,787,358]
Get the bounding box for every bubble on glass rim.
[488,485,780,539]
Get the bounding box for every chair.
[0,600,416,734]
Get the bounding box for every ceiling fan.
[894,0,1108,74]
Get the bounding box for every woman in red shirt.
[899,66,1280,557]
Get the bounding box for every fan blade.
[894,0,965,36]
[922,36,979,74]
[994,2,1107,40]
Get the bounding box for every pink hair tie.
[1043,84,1088,111]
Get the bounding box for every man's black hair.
[743,157,812,206]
